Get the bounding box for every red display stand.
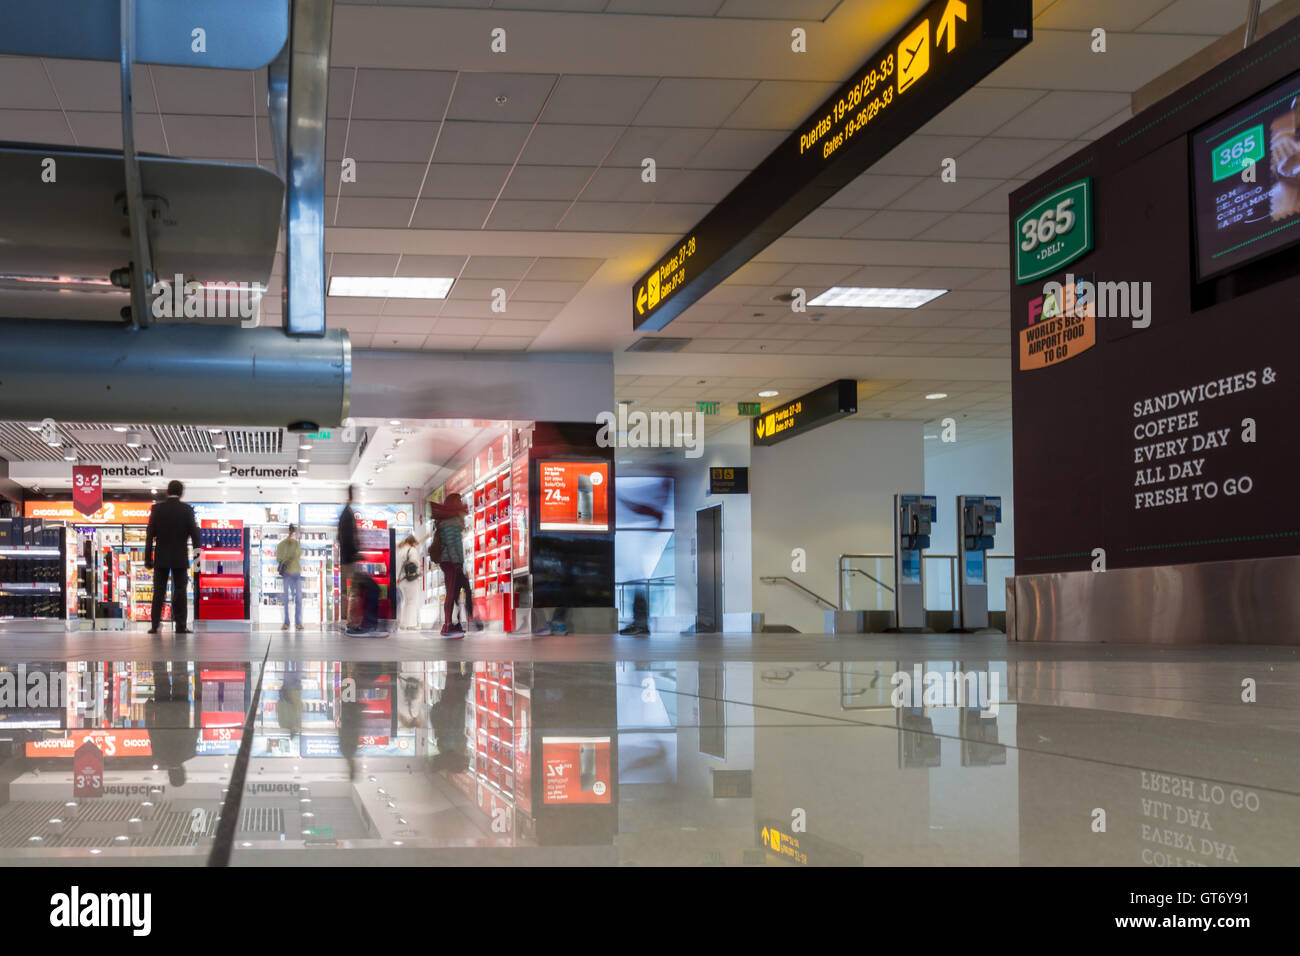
[197,520,247,621]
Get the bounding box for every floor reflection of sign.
[542,736,611,805]
[73,740,104,798]
[758,822,866,866]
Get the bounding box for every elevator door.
[695,505,722,633]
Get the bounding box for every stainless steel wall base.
[1008,554,1300,643]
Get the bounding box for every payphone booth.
[892,494,936,630]
[956,495,1001,631]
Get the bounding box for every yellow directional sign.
[937,0,968,53]
[897,19,930,93]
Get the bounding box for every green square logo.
[1014,178,1093,284]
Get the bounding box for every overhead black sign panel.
[752,380,857,446]
[708,467,749,494]
[632,0,1032,330]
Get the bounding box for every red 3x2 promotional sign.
[72,465,103,517]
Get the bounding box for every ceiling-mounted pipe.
[1243,0,1261,47]
[0,319,349,428]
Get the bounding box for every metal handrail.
[836,552,1015,611]
[759,576,837,610]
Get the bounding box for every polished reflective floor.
[1,629,1297,866]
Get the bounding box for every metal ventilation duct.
[0,320,349,428]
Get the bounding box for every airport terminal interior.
[0,0,1298,881]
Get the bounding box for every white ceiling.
[0,0,1284,438]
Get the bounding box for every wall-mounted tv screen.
[615,476,674,530]
[537,460,610,532]
[1192,67,1300,280]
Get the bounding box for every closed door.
[695,505,722,633]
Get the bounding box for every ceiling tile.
[500,165,595,201]
[525,257,603,281]
[351,68,457,121]
[827,174,924,209]
[484,200,571,229]
[955,137,1072,178]
[889,177,1002,212]
[433,121,531,164]
[521,123,624,165]
[844,210,945,240]
[915,213,1009,242]
[419,163,513,200]
[541,75,659,126]
[409,198,496,229]
[150,66,254,115]
[917,87,1047,137]
[994,91,1132,140]
[606,126,714,167]
[0,57,60,110]
[723,79,839,130]
[688,128,787,169]
[634,78,757,128]
[448,72,558,124]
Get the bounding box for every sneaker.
[282,624,290,631]
[296,625,305,631]
[550,621,569,635]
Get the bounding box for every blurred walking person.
[337,487,360,628]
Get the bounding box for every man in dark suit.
[145,479,200,635]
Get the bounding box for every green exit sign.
[302,430,331,440]
[738,402,761,416]
[698,401,719,415]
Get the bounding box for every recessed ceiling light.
[138,453,152,462]
[297,457,310,464]
[366,479,374,486]
[26,424,41,431]
[383,453,393,460]
[393,439,404,446]
[208,427,222,434]
[112,425,128,433]
[809,287,947,309]
[299,442,313,450]
[388,419,401,426]
[125,431,142,448]
[758,390,779,398]
[63,453,77,461]
[216,456,229,463]
[328,277,453,299]
[212,441,226,450]
[46,440,61,447]
[925,392,948,400]
[150,487,158,493]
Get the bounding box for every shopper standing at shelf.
[145,480,200,636]
[277,524,304,632]
[395,526,428,631]
[429,492,482,638]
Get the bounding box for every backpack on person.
[401,548,420,582]
[428,525,445,564]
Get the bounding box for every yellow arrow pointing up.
[936,0,967,53]
[761,827,770,846]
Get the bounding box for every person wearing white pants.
[395,525,428,630]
